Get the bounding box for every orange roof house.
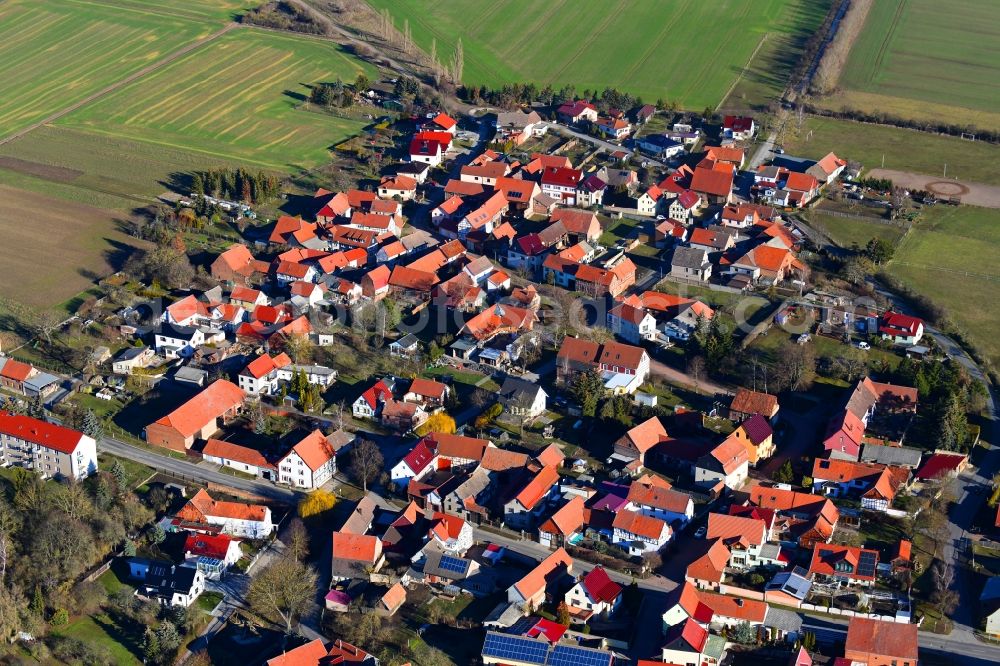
[175,488,273,538]
[266,638,329,666]
[685,538,732,589]
[331,532,384,580]
[748,484,838,548]
[690,160,735,204]
[460,304,536,342]
[509,547,573,609]
[202,439,275,472]
[729,388,779,422]
[844,617,918,666]
[614,416,671,464]
[145,380,245,452]
[211,243,267,284]
[538,496,586,545]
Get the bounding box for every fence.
[797,603,909,623]
[657,275,747,294]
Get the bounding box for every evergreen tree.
[30,585,43,617]
[111,459,128,493]
[82,409,103,440]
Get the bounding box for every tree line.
[190,168,281,205]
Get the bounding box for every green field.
[803,211,906,248]
[783,117,1000,186]
[824,0,1000,131]
[368,0,823,108]
[887,206,1000,370]
[57,29,376,171]
[0,0,219,141]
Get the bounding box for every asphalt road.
[98,436,300,502]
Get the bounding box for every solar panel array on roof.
[547,644,613,666]
[482,632,549,665]
[857,551,878,578]
[438,554,470,574]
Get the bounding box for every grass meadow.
[367,0,816,108]
[805,204,1000,371]
[0,0,218,141]
[57,29,377,171]
[822,0,1000,131]
[887,206,1000,370]
[782,116,1000,186]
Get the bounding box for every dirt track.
[868,168,1000,208]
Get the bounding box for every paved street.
[98,436,300,501]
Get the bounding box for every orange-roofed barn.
[145,380,245,452]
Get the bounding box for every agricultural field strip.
[0,1,216,140]
[364,0,799,107]
[55,29,376,170]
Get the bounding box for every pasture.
[0,185,145,309]
[57,29,378,171]
[782,117,1000,186]
[366,0,820,108]
[824,0,1000,130]
[887,206,1000,370]
[0,0,216,141]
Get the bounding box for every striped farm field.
[57,29,378,170]
[367,0,822,108]
[0,0,217,141]
[827,0,1000,130]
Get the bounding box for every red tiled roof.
[266,638,328,666]
[153,380,244,439]
[514,465,560,510]
[513,547,572,600]
[539,495,585,537]
[845,617,918,662]
[401,439,436,476]
[541,166,583,188]
[707,512,765,546]
[203,439,274,469]
[582,566,622,603]
[612,510,668,540]
[691,163,734,197]
[0,412,85,454]
[686,538,730,584]
[731,388,778,417]
[184,532,235,560]
[430,432,489,461]
[620,416,670,455]
[915,452,966,480]
[430,112,456,130]
[178,488,268,523]
[289,430,336,471]
[331,532,380,562]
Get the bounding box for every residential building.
[844,617,918,666]
[136,561,205,607]
[0,413,98,480]
[541,167,583,205]
[811,458,908,512]
[154,322,205,359]
[331,532,384,582]
[808,543,879,587]
[507,547,573,611]
[729,414,775,465]
[183,532,242,578]
[564,566,622,620]
[557,100,598,124]
[612,510,671,555]
[176,489,275,538]
[626,478,694,525]
[748,484,839,549]
[498,376,548,418]
[202,439,276,481]
[504,465,560,529]
[695,436,750,492]
[980,577,1000,637]
[671,246,712,282]
[880,311,924,346]
[705,512,781,570]
[723,115,756,141]
[276,430,337,490]
[112,346,155,375]
[729,388,780,423]
[661,619,727,666]
[538,495,586,549]
[607,299,658,344]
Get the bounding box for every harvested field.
[0,185,145,309]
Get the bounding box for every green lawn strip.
[783,116,1000,186]
[53,613,143,665]
[802,211,905,248]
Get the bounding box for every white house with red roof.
[723,115,756,141]
[176,489,274,538]
[183,532,242,578]
[557,100,598,125]
[202,439,276,480]
[612,510,671,555]
[541,166,583,205]
[390,438,437,485]
[238,352,293,395]
[276,429,337,490]
[425,112,457,135]
[564,566,623,619]
[668,189,701,221]
[0,413,98,480]
[879,311,924,346]
[427,512,474,554]
[352,378,394,419]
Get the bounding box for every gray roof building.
[860,443,923,469]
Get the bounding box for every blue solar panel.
[857,551,878,578]
[547,644,613,666]
[482,632,549,665]
[439,554,469,574]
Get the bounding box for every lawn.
[782,116,1000,186]
[824,0,1000,131]
[58,29,378,171]
[886,205,1000,370]
[802,210,906,248]
[54,613,143,665]
[0,0,217,141]
[367,0,824,108]
[0,184,147,309]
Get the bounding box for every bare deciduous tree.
[247,557,318,635]
[348,439,384,492]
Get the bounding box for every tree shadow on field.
[162,171,194,196]
[284,89,308,103]
[102,237,144,273]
